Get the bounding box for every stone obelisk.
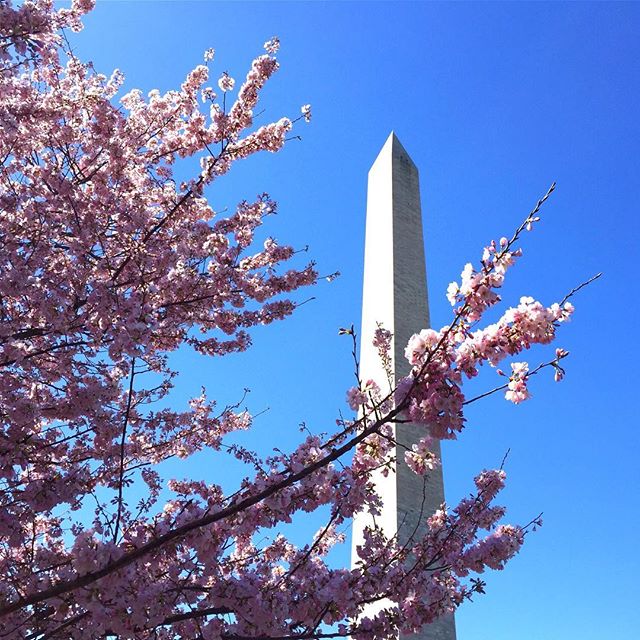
[351,132,456,640]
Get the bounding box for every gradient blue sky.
[70,2,639,638]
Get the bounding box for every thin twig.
[113,357,137,543]
[559,272,602,306]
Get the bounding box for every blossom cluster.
[398,276,575,439]
[404,438,441,476]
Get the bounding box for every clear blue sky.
[71,2,639,638]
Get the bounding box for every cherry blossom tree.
[0,2,593,639]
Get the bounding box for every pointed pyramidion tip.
[370,130,417,173]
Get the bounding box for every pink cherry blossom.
[505,362,531,404]
[218,71,235,92]
[264,36,280,54]
[405,438,441,475]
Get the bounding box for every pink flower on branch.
[505,361,530,404]
[404,438,440,476]
[264,36,280,54]
[217,71,235,92]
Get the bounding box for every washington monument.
[351,133,456,640]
